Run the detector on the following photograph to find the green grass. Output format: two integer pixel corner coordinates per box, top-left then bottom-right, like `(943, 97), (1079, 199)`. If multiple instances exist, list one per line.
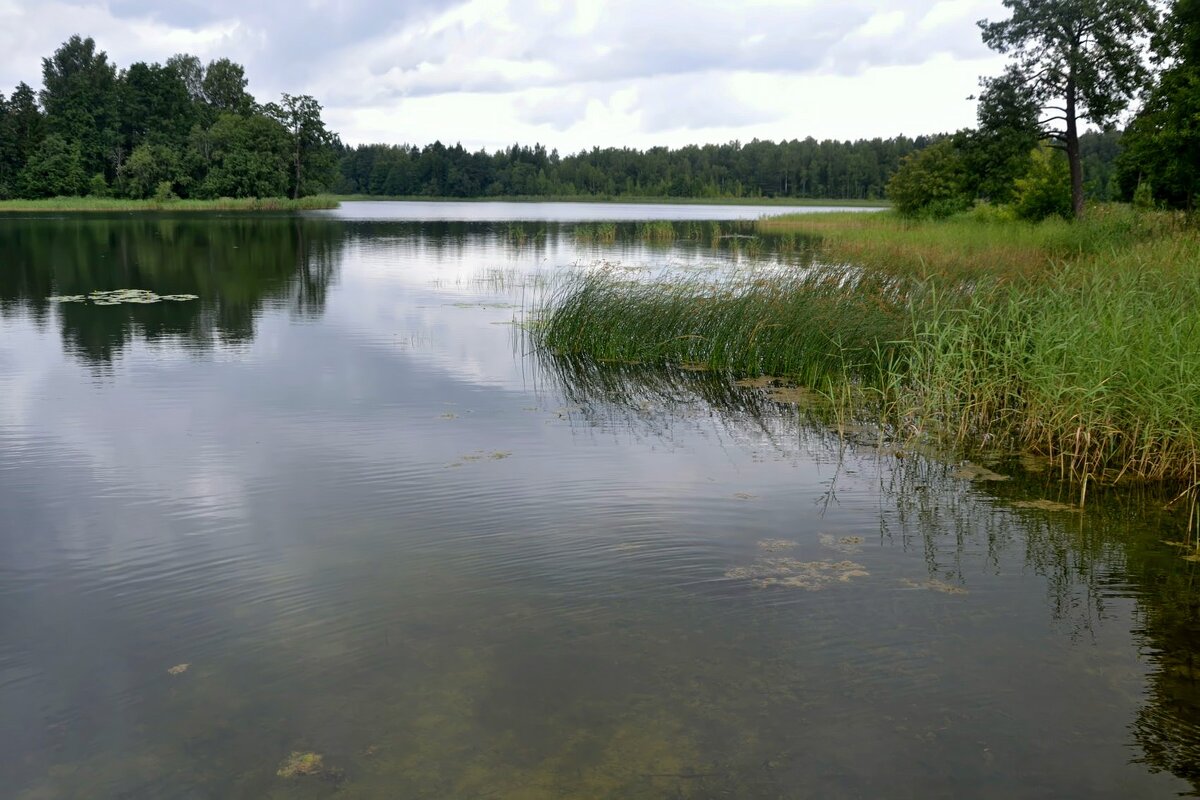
(757, 204), (1184, 280)
(0, 195), (341, 212)
(535, 206), (1200, 490)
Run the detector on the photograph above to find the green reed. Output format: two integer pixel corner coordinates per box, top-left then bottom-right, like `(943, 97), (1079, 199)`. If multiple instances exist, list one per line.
(535, 213), (1200, 490)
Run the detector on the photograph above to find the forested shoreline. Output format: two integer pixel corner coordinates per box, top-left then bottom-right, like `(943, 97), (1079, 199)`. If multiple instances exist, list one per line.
(1, 33), (1131, 206)
(3, 0), (1196, 212)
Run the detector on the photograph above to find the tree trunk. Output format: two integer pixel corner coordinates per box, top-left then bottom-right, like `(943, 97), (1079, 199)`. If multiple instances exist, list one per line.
(1065, 72), (1085, 219)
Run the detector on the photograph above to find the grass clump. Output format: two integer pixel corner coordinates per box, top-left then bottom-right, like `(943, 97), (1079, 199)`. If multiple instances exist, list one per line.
(0, 195), (341, 212)
(537, 265), (913, 387)
(535, 208), (1200, 489)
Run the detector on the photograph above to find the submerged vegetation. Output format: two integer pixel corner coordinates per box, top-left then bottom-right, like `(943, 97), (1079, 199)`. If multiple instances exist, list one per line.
(534, 207), (1200, 496)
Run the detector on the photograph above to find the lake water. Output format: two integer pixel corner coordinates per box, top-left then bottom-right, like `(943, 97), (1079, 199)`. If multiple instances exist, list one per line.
(0, 202), (1197, 798)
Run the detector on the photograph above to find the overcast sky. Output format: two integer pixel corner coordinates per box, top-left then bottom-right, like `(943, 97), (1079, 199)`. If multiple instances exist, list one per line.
(0, 0), (1010, 152)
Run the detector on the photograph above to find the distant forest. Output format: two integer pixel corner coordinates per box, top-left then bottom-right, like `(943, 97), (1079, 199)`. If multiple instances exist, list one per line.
(0, 33), (1141, 204)
(333, 131), (1123, 201)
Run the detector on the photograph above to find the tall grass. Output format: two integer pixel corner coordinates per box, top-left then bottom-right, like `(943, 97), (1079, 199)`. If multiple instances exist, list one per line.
(758, 205), (1186, 280)
(0, 195), (341, 212)
(535, 209), (1200, 489)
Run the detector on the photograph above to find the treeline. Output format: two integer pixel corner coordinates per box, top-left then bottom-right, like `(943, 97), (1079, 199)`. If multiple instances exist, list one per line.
(334, 137), (935, 200)
(0, 35), (337, 201)
(332, 132), (1123, 202)
(0, 28), (1157, 207)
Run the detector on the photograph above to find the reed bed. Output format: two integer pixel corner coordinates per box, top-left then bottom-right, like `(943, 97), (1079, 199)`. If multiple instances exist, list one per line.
(536, 210), (1200, 489)
(0, 195), (341, 212)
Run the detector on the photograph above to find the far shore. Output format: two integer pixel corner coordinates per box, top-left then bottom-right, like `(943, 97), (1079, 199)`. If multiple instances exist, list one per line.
(330, 194), (890, 207)
(0, 194), (888, 214)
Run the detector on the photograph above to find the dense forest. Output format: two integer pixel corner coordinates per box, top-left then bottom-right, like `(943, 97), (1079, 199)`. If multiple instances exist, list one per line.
(0, 35), (338, 201)
(1, 0), (1196, 211)
(331, 132), (1119, 201)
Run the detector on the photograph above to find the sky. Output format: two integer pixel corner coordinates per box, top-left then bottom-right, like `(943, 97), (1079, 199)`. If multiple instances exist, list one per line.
(0, 0), (1011, 152)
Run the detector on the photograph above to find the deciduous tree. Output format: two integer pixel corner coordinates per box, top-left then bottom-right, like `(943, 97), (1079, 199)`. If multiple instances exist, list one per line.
(1118, 0), (1200, 210)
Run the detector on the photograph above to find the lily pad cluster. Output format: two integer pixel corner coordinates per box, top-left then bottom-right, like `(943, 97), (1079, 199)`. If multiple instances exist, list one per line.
(49, 289), (199, 306)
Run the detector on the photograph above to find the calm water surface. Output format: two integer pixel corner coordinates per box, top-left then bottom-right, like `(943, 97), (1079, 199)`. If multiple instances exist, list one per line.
(0, 202), (1197, 798)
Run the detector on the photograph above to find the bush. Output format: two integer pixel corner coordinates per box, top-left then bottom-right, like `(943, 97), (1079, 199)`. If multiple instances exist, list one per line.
(1012, 146), (1071, 221)
(87, 173), (109, 198)
(886, 139), (971, 218)
(153, 181), (177, 202)
(1132, 179), (1156, 210)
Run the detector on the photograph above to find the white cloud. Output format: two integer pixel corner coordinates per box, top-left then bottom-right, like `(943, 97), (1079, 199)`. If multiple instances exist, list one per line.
(0, 0), (1011, 149)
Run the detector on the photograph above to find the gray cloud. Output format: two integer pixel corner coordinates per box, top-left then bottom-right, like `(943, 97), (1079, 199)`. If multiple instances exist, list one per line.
(635, 76), (784, 133)
(0, 0), (1005, 147)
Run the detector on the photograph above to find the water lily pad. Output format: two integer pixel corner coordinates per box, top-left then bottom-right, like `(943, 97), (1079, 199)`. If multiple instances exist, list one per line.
(49, 289), (199, 306)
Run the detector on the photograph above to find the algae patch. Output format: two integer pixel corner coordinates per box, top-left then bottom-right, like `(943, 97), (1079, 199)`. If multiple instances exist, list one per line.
(733, 376), (781, 389)
(446, 450), (513, 468)
(726, 557), (868, 590)
(764, 386), (826, 406)
(166, 663), (190, 676)
(819, 534), (864, 554)
(756, 539), (798, 553)
(901, 578), (969, 595)
(1010, 499), (1079, 513)
(276, 751), (343, 782)
(952, 462), (1010, 482)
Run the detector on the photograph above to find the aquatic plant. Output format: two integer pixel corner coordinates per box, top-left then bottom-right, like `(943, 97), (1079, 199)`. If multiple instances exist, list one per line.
(533, 209), (1200, 493)
(49, 289), (199, 305)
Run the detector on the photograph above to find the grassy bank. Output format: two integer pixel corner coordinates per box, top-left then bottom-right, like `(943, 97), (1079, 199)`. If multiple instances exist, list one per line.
(534, 207), (1200, 490)
(757, 205), (1182, 279)
(0, 195), (341, 212)
(332, 194), (889, 207)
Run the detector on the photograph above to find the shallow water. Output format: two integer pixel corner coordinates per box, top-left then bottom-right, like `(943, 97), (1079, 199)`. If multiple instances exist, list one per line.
(0, 202), (1197, 799)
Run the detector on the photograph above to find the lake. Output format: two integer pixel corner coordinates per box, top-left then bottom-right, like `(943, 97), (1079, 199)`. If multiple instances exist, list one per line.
(0, 201), (1196, 798)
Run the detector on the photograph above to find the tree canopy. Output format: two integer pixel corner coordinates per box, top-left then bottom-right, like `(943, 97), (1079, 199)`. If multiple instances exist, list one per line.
(1118, 0), (1200, 209)
(0, 35), (339, 201)
(978, 0), (1159, 218)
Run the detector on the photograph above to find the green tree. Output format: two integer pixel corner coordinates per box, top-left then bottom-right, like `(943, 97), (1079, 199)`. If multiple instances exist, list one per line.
(0, 83), (46, 197)
(39, 35), (120, 179)
(196, 113), (290, 198)
(202, 58), (254, 116)
(118, 61), (194, 151)
(122, 143), (183, 199)
(166, 54), (205, 104)
(885, 139), (970, 218)
(1012, 145), (1073, 220)
(17, 133), (86, 197)
(265, 93), (336, 198)
(979, 0), (1159, 218)
(1118, 0), (1200, 210)
(964, 66), (1042, 202)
